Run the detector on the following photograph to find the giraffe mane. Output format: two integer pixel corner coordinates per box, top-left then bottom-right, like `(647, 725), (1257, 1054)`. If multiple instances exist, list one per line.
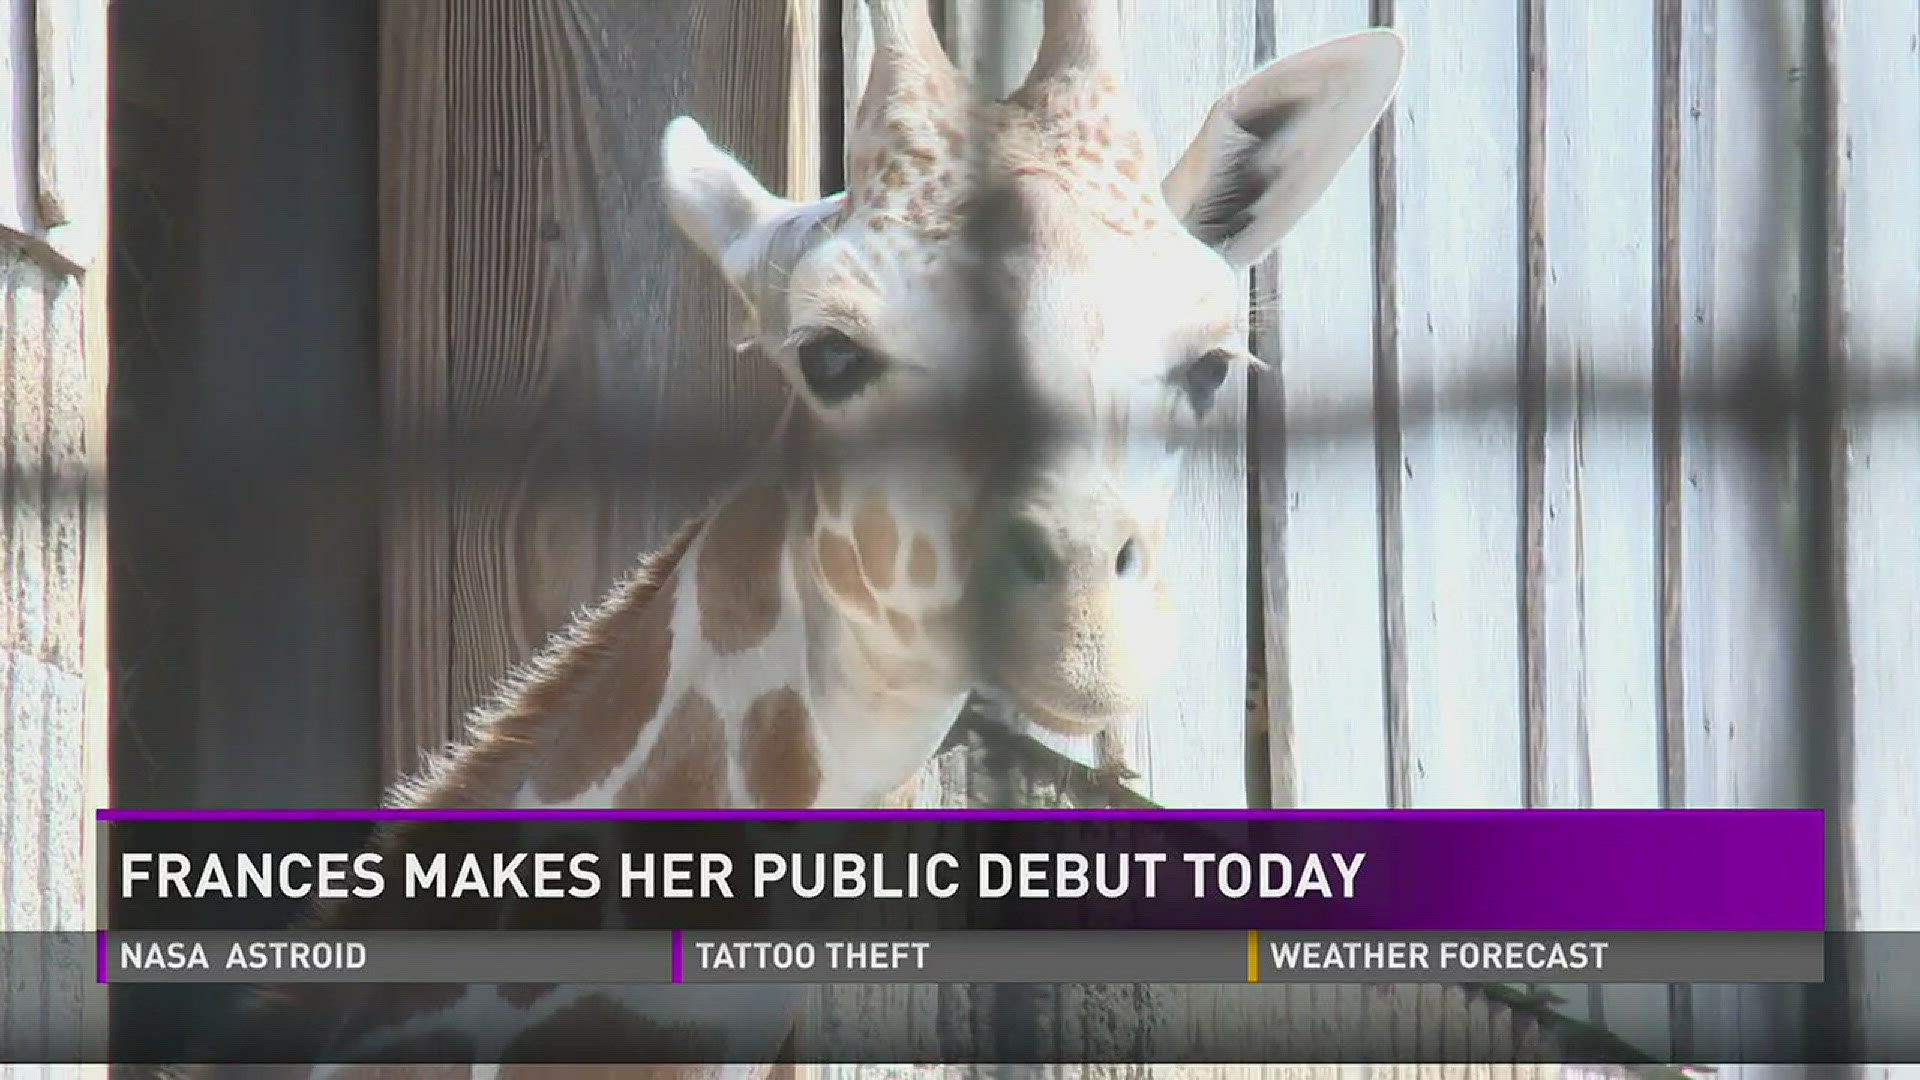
(387, 511), (710, 813)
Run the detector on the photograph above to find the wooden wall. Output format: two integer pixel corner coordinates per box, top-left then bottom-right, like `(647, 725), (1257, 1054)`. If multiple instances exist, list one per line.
(1, 0), (112, 1063)
(1247, 0), (1919, 1070)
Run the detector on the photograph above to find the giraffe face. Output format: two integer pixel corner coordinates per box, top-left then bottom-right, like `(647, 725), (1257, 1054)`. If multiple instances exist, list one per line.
(663, 10), (1404, 735)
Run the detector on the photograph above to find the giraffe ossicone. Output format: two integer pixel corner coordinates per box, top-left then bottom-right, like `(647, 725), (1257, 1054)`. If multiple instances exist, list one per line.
(209, 2), (1404, 1074)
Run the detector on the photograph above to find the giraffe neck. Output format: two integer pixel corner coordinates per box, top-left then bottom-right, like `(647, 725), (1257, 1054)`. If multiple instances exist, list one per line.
(392, 402), (974, 819)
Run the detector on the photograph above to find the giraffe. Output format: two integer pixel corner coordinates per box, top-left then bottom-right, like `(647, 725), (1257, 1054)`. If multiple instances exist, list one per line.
(191, 1), (1402, 1075)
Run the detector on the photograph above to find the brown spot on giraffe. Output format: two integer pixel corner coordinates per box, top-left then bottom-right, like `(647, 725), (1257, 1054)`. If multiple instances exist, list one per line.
(497, 995), (729, 1072)
(851, 492), (899, 590)
(742, 687), (822, 808)
(816, 530), (880, 620)
(697, 484), (788, 654)
(618, 692), (729, 808)
(529, 570), (680, 804)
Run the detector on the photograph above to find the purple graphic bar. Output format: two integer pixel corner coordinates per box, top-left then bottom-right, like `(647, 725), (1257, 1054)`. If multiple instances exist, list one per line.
(96, 930), (107, 984)
(100, 808), (1824, 931)
(93, 807), (1819, 823)
(671, 930), (684, 984)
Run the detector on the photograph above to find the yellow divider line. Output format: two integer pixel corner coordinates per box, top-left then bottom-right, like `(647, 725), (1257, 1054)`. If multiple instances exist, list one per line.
(1246, 930), (1260, 983)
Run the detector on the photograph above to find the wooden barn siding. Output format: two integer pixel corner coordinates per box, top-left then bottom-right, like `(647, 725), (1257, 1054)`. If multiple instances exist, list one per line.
(378, 0), (818, 779)
(1255, 0), (1920, 1071)
(1, 0), (112, 1066)
(1832, 0), (1920, 1074)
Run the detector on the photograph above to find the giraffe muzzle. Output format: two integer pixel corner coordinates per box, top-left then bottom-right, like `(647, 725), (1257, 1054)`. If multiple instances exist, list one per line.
(971, 509), (1176, 733)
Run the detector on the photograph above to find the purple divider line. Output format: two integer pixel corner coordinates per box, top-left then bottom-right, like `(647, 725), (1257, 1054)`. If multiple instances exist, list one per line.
(94, 807), (1825, 823)
(97, 930), (107, 984)
(671, 930), (684, 984)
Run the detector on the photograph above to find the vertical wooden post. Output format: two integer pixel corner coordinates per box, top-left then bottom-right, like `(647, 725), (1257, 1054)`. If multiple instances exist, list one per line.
(379, 0), (455, 783)
(1254, 0), (1393, 811)
(1831, 0), (1920, 1065)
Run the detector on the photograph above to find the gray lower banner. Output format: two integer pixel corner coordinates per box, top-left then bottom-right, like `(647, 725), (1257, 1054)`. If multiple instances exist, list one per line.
(105, 930), (1824, 984)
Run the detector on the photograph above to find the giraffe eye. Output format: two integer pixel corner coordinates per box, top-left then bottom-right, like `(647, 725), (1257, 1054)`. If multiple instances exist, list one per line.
(1177, 349), (1234, 416)
(795, 330), (887, 405)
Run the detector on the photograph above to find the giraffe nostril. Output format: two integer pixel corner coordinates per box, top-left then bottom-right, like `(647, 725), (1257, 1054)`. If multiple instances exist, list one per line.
(1114, 537), (1140, 577)
(1005, 522), (1057, 585)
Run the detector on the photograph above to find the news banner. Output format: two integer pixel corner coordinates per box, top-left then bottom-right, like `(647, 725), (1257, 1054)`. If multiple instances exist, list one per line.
(100, 808), (1824, 986)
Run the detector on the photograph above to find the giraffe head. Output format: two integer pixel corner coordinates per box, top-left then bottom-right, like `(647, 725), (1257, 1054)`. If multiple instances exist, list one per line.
(663, 0), (1402, 736)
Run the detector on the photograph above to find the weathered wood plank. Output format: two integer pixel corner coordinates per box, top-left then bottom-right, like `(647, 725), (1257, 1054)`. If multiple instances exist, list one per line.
(1388, 0), (1526, 808)
(1536, 0), (1668, 1052)
(1538, 0), (1666, 803)
(441, 0), (613, 745)
(1673, 0), (1812, 1066)
(1835, 0), (1920, 1065)
(1674, 0), (1809, 808)
(379, 0), (455, 782)
(1256, 0), (1391, 810)
(1370, 0), (1412, 810)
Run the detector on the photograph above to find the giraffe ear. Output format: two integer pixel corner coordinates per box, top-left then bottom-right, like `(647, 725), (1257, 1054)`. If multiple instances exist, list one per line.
(661, 117), (787, 269)
(662, 117), (844, 338)
(1161, 29), (1404, 270)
